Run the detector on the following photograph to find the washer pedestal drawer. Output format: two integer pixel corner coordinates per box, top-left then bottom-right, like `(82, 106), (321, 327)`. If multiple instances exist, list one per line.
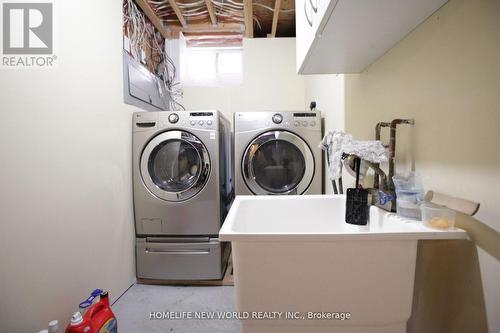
(136, 237), (227, 280)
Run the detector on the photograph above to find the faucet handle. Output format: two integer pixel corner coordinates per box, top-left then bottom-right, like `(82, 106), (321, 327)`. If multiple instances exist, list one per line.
(378, 190), (396, 206)
(366, 188), (395, 207)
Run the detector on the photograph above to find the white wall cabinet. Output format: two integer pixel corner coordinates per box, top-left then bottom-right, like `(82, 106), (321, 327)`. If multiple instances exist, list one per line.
(296, 0), (448, 74)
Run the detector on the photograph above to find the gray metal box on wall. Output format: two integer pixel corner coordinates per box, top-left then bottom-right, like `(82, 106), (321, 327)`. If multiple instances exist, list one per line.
(123, 51), (169, 111)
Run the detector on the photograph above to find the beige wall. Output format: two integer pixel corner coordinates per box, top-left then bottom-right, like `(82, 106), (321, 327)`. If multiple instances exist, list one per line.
(181, 38), (307, 120)
(0, 1), (136, 332)
(304, 74), (345, 193)
(307, 0), (500, 331)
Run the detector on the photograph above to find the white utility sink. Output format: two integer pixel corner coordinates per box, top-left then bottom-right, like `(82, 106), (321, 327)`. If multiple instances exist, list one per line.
(220, 195), (467, 333)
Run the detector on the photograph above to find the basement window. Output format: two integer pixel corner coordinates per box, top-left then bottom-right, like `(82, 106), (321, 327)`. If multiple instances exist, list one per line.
(180, 45), (243, 87)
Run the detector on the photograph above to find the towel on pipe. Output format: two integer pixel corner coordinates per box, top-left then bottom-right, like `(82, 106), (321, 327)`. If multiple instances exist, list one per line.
(319, 129), (388, 181)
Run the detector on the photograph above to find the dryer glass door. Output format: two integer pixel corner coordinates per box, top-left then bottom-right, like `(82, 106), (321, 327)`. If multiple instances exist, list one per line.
(243, 131), (314, 195)
(141, 131), (210, 201)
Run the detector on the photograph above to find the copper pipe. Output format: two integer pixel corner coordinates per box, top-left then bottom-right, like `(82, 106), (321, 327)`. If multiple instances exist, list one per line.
(375, 122), (391, 141)
(374, 122), (390, 189)
(364, 161), (387, 191)
(388, 119), (415, 190)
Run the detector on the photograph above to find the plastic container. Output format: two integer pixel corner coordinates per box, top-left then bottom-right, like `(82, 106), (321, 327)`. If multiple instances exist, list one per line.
(393, 172), (424, 220)
(65, 312), (93, 333)
(84, 291), (117, 333)
(48, 320), (59, 333)
(39, 320), (60, 333)
(66, 290), (117, 333)
(421, 203), (456, 230)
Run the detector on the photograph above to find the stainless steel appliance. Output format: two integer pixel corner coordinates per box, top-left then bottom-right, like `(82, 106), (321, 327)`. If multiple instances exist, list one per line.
(132, 110), (232, 280)
(234, 111), (322, 195)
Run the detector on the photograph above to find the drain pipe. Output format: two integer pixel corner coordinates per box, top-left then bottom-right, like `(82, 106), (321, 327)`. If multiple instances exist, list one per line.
(374, 122), (391, 189)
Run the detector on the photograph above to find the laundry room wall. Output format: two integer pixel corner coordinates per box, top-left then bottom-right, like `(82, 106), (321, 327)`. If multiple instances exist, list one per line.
(304, 74), (345, 193)
(0, 1), (136, 332)
(181, 38), (307, 120)
(303, 0), (500, 331)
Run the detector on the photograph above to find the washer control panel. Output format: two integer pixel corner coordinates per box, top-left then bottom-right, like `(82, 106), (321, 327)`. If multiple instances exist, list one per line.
(187, 111), (216, 129)
(146, 111), (218, 131)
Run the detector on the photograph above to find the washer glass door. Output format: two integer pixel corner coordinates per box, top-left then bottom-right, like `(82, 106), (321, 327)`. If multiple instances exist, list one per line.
(243, 131), (314, 195)
(141, 131), (210, 201)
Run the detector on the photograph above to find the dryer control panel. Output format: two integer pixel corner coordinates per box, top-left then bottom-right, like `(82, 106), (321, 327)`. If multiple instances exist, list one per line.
(234, 111), (321, 132)
(291, 112), (319, 128)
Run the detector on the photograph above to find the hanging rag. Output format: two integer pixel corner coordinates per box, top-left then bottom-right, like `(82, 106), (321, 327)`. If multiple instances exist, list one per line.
(319, 129), (388, 181)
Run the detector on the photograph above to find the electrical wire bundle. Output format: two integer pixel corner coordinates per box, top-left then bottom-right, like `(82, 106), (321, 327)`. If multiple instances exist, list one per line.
(148, 0), (262, 29)
(124, 0), (184, 110)
(157, 48), (185, 111)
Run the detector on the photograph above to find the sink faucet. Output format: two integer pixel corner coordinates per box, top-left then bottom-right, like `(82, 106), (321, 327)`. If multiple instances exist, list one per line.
(364, 161), (396, 210)
(343, 154), (396, 211)
(338, 119), (414, 212)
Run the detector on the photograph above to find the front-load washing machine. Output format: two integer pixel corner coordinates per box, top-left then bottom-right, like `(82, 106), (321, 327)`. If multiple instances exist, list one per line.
(133, 110), (232, 280)
(234, 111), (323, 195)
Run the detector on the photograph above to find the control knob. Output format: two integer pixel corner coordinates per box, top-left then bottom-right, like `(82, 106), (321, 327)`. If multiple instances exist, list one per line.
(272, 113), (283, 124)
(168, 113), (179, 124)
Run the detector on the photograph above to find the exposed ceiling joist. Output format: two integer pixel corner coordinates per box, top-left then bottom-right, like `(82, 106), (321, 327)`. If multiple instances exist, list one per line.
(167, 22), (244, 38)
(180, 22), (242, 32)
(134, 0), (169, 39)
(168, 0), (187, 28)
(204, 0), (218, 26)
(269, 0), (281, 37)
(137, 0), (295, 39)
(185, 23), (243, 33)
(243, 0), (254, 38)
(186, 33), (242, 39)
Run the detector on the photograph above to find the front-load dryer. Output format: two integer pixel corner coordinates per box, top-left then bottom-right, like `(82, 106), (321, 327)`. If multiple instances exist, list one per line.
(234, 111), (323, 195)
(133, 110), (232, 280)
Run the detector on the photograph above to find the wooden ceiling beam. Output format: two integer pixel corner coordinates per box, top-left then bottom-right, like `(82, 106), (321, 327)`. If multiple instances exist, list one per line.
(134, 0), (169, 39)
(243, 0), (254, 38)
(269, 0), (281, 37)
(168, 0), (187, 28)
(180, 22), (242, 33)
(204, 0), (218, 26)
(186, 31), (243, 37)
(167, 22), (244, 38)
(186, 34), (242, 40)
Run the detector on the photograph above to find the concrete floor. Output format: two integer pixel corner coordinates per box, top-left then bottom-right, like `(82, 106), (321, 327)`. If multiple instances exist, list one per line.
(113, 283), (239, 333)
